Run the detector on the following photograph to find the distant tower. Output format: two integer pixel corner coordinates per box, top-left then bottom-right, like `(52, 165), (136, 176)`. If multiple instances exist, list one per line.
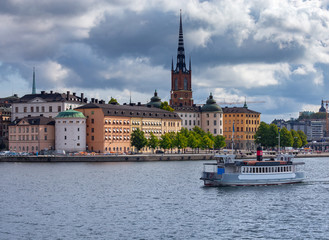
(32, 67), (36, 94)
(170, 10), (193, 107)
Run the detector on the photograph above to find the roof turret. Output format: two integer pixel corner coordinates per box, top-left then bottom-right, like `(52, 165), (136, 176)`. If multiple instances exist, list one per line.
(147, 90), (162, 108)
(201, 93), (222, 112)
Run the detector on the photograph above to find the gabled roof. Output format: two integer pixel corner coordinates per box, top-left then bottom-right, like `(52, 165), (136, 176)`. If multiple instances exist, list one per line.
(76, 103), (181, 120)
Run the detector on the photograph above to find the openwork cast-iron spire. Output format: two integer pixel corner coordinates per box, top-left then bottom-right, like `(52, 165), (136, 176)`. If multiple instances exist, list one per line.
(175, 10), (187, 73)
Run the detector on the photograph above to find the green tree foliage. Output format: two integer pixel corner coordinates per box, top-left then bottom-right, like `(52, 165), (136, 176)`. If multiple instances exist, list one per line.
(187, 132), (199, 153)
(175, 132), (188, 151)
(297, 130), (308, 146)
(130, 128), (147, 152)
(147, 133), (159, 152)
(159, 133), (172, 152)
(254, 122), (270, 147)
(192, 126), (206, 137)
(268, 124), (279, 147)
(160, 101), (174, 112)
(280, 127), (293, 147)
(214, 135), (226, 149)
(108, 97), (119, 105)
(180, 127), (190, 138)
(201, 135), (214, 151)
(291, 129), (302, 149)
(298, 112), (326, 120)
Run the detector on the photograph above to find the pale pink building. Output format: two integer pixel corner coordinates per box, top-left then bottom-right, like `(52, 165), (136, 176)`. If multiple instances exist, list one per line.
(8, 116), (55, 153)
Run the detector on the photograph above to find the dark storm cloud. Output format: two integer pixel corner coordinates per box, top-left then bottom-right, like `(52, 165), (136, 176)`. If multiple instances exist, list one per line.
(87, 10), (178, 68)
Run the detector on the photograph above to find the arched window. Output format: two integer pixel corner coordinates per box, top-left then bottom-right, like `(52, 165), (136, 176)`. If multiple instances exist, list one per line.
(184, 78), (188, 90)
(175, 78), (178, 90)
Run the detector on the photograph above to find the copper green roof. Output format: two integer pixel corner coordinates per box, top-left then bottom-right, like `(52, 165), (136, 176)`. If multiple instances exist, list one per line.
(201, 93), (222, 112)
(55, 109), (86, 119)
(147, 90), (161, 108)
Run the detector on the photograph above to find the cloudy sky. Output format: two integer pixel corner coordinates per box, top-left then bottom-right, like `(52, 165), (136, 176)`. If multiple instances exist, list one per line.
(1, 0), (329, 122)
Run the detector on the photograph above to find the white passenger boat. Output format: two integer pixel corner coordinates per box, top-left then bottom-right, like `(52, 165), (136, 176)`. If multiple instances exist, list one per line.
(200, 154), (305, 186)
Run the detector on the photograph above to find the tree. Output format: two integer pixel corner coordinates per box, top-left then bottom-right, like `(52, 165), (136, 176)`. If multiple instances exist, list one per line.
(167, 132), (177, 153)
(159, 133), (171, 152)
(280, 127), (293, 148)
(180, 127), (190, 138)
(201, 135), (214, 152)
(291, 129), (302, 149)
(108, 97), (119, 105)
(148, 133), (159, 153)
(297, 130), (308, 147)
(130, 129), (147, 152)
(254, 122), (270, 147)
(268, 124), (279, 148)
(214, 135), (226, 150)
(160, 101), (174, 112)
(187, 132), (199, 153)
(174, 132), (188, 152)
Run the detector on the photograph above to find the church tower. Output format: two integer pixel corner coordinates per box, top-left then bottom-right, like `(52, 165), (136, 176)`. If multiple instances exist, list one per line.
(170, 11), (193, 107)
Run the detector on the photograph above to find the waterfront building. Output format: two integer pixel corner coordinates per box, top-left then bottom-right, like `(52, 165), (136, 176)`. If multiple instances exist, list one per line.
(8, 116), (55, 153)
(11, 90), (87, 121)
(76, 103), (181, 153)
(175, 106), (201, 131)
(55, 109), (86, 152)
(201, 93), (223, 136)
(170, 11), (193, 107)
(222, 106), (261, 150)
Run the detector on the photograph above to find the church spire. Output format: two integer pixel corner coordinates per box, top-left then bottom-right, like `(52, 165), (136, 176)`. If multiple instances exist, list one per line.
(32, 67), (36, 94)
(176, 9), (187, 72)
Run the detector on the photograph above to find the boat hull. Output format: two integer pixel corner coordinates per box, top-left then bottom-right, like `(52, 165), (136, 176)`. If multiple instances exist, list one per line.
(201, 172), (305, 187)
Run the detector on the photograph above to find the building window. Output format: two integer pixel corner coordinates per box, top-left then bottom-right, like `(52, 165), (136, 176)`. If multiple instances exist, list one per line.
(64, 128), (67, 131)
(78, 128), (80, 132)
(42, 106), (45, 112)
(15, 107), (18, 113)
(58, 106), (61, 112)
(207, 120), (209, 126)
(91, 111), (94, 115)
(92, 136), (94, 141)
(45, 135), (47, 140)
(24, 107), (27, 113)
(91, 119), (94, 124)
(36, 106), (39, 112)
(31, 107), (34, 112)
(214, 120), (217, 126)
(49, 106), (52, 112)
(91, 128), (94, 133)
(64, 136), (67, 140)
(214, 129), (217, 134)
(44, 127), (47, 133)
(184, 78), (188, 90)
(175, 78), (178, 90)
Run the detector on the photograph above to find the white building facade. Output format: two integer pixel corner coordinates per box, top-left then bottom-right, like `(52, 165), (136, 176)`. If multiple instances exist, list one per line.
(11, 91), (87, 121)
(55, 109), (86, 152)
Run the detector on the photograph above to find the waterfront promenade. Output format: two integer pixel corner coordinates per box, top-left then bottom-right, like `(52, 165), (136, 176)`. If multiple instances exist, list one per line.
(1, 151), (329, 162)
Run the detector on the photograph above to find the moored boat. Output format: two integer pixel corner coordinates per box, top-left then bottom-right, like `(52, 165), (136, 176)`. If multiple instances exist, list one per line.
(200, 153), (305, 187)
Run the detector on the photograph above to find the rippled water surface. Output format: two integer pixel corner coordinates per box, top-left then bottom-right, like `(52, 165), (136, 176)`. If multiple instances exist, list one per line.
(1, 158), (329, 239)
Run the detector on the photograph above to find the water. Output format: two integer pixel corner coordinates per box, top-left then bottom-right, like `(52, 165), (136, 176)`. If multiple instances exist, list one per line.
(1, 158), (329, 240)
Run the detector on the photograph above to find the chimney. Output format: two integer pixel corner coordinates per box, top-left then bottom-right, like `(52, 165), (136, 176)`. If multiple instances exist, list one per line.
(81, 93), (84, 102)
(91, 98), (95, 103)
(73, 92), (76, 96)
(95, 99), (98, 103)
(84, 97), (88, 103)
(138, 102), (141, 106)
(67, 91), (70, 100)
(41, 91), (45, 95)
(50, 90), (53, 94)
(14, 94), (18, 97)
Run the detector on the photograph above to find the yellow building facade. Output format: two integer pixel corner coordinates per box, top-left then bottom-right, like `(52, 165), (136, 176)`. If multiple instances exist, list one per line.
(222, 107), (261, 150)
(76, 103), (181, 153)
